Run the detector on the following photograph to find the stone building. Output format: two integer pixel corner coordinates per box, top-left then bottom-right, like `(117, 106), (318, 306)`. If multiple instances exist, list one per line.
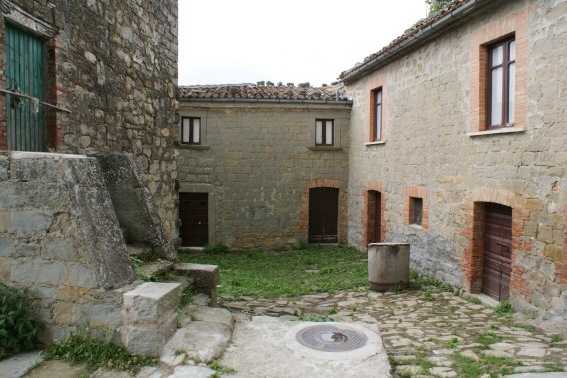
(0, 0), (179, 242)
(178, 83), (352, 249)
(0, 0), (179, 343)
(341, 0), (567, 319)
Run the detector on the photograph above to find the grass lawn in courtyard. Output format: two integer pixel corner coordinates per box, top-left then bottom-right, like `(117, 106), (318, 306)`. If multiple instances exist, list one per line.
(178, 245), (369, 298)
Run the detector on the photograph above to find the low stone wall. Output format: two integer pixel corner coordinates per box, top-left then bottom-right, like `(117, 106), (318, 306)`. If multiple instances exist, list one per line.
(0, 151), (135, 342)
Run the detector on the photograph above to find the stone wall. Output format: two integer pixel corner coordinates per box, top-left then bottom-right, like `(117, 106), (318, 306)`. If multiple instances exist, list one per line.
(345, 0), (567, 318)
(178, 102), (351, 249)
(0, 152), (135, 342)
(0, 0), (179, 243)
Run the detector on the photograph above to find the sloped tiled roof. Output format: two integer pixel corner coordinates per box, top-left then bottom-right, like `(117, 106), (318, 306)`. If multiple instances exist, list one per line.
(340, 0), (491, 82)
(179, 82), (350, 102)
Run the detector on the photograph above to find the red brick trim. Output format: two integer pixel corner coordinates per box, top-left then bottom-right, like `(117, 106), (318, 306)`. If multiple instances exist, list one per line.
(459, 188), (534, 300)
(361, 181), (386, 248)
(299, 178), (347, 244)
(470, 7), (529, 132)
(404, 185), (429, 231)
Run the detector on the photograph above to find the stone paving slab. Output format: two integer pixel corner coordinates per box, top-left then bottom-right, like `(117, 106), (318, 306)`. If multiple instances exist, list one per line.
(0, 351), (43, 378)
(219, 288), (567, 377)
(219, 316), (391, 378)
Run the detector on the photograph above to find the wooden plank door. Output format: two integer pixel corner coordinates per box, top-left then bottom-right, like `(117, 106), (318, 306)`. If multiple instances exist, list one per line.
(179, 193), (209, 247)
(5, 24), (45, 151)
(482, 203), (512, 301)
(367, 191), (382, 244)
(308, 188), (339, 243)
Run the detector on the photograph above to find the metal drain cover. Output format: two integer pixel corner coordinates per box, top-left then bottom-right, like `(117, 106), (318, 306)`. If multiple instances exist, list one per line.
(295, 324), (368, 352)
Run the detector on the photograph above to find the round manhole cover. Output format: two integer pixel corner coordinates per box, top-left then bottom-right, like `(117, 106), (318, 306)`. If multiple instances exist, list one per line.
(295, 324), (368, 352)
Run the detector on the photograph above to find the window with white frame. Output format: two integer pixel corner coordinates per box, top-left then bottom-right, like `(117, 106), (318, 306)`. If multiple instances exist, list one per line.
(487, 38), (515, 129)
(315, 119), (334, 146)
(181, 116), (201, 144)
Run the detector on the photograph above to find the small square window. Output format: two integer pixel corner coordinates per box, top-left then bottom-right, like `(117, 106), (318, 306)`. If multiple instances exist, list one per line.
(409, 197), (423, 226)
(315, 119), (334, 146)
(181, 117), (201, 145)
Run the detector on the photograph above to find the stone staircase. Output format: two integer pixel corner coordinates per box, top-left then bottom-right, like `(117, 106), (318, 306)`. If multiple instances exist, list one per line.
(118, 259), (234, 372)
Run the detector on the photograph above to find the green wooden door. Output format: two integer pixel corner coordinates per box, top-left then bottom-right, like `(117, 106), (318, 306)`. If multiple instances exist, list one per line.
(5, 24), (45, 151)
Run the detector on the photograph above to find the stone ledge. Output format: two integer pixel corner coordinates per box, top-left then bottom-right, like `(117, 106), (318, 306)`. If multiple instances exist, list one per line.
(174, 263), (219, 305)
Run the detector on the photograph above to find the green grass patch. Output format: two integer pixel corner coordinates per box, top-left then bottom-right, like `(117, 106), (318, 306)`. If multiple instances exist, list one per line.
(514, 323), (535, 332)
(178, 246), (368, 298)
(494, 301), (515, 317)
(44, 327), (156, 373)
(465, 296), (482, 305)
(409, 271), (454, 293)
(475, 331), (503, 348)
(452, 352), (518, 377)
(550, 334), (563, 343)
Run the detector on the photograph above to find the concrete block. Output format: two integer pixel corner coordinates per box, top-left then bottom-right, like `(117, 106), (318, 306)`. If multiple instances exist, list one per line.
(160, 321), (232, 365)
(11, 212), (50, 234)
(0, 237), (14, 257)
(168, 366), (217, 378)
(11, 260), (64, 285)
(178, 305), (234, 330)
(174, 263), (219, 294)
(0, 211), (12, 232)
(76, 303), (123, 328)
(66, 263), (98, 288)
(0, 257), (11, 281)
(123, 282), (181, 323)
(121, 311), (177, 357)
(42, 238), (79, 262)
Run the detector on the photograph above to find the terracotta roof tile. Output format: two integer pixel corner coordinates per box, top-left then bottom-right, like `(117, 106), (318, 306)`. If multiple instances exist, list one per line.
(340, 0), (486, 81)
(179, 82), (350, 102)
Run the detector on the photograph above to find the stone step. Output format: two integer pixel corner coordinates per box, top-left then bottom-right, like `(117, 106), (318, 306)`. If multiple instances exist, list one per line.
(160, 305), (234, 366)
(174, 263), (219, 306)
(144, 260), (175, 276)
(121, 282), (182, 357)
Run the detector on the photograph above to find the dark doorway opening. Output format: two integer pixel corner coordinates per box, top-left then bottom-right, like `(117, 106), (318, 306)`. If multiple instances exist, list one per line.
(308, 187), (339, 243)
(179, 192), (209, 247)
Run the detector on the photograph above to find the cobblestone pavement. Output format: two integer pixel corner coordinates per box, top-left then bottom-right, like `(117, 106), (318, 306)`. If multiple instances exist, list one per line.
(220, 288), (567, 377)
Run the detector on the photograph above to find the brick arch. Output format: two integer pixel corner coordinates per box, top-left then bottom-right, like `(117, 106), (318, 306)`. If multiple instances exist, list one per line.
(299, 179), (347, 243)
(460, 187), (533, 301)
(361, 181), (386, 248)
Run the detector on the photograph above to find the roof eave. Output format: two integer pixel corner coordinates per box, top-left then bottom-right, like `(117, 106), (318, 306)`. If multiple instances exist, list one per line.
(341, 0), (503, 84)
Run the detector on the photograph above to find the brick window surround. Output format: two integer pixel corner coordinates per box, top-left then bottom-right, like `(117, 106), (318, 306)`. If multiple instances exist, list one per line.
(362, 181), (386, 247)
(405, 186), (428, 230)
(470, 8), (528, 133)
(366, 73), (387, 143)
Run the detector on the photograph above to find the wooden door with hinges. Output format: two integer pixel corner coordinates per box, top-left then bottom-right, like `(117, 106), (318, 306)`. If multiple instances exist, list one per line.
(482, 203), (513, 301)
(179, 192), (209, 247)
(5, 24), (45, 151)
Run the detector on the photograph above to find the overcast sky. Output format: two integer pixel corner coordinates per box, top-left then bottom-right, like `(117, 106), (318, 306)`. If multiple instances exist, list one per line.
(178, 0), (427, 87)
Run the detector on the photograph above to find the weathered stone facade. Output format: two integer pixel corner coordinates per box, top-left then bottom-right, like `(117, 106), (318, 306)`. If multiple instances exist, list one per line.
(178, 84), (351, 249)
(342, 0), (567, 319)
(0, 152), (135, 342)
(0, 0), (179, 345)
(0, 0), (179, 242)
